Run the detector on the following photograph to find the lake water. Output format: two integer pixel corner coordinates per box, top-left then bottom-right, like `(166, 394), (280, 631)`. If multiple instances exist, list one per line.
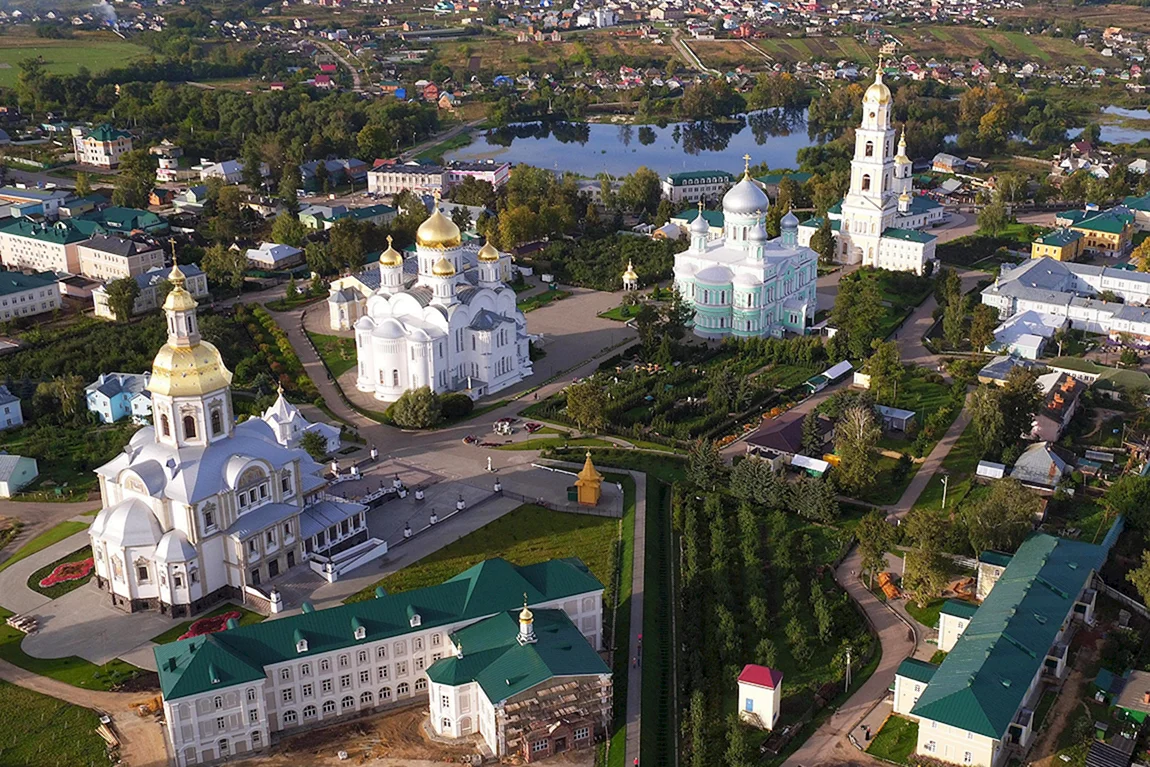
(1067, 105), (1150, 145)
(443, 108), (823, 176)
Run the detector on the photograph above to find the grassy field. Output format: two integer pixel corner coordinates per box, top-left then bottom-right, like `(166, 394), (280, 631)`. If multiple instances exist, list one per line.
(344, 503), (623, 602)
(518, 289), (571, 312)
(27, 545), (94, 599)
(751, 36), (871, 65)
(639, 477), (678, 767)
(0, 605), (146, 690)
(494, 436), (613, 451)
(866, 714), (919, 764)
(0, 520), (89, 574)
(0, 32), (151, 87)
(308, 332), (357, 378)
(0, 678), (109, 767)
(854, 454), (921, 506)
(430, 31), (677, 76)
(889, 27), (1108, 66)
(910, 421), (980, 515)
(150, 602), (266, 645)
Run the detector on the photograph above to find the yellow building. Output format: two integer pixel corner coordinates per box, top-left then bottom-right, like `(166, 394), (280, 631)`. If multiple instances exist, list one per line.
(574, 452), (603, 506)
(1070, 210), (1134, 256)
(1031, 228), (1084, 262)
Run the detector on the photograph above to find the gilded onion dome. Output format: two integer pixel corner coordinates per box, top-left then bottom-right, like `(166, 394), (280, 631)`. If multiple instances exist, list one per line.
(865, 69), (891, 105)
(148, 264), (232, 398)
(899, 191), (912, 204)
(432, 256), (457, 277)
(477, 240), (500, 263)
(378, 235), (403, 267)
(895, 129), (912, 165)
(416, 203), (462, 249)
(622, 260), (638, 281)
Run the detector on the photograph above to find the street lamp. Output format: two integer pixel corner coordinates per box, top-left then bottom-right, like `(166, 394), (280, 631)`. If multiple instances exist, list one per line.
(940, 472), (950, 510)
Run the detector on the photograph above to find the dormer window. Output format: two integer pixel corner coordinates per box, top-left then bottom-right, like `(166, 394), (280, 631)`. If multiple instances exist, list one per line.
(408, 606), (421, 628)
(296, 639), (308, 653)
(354, 626), (366, 640)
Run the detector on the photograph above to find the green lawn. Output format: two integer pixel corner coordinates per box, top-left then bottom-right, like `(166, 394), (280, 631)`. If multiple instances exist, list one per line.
(518, 289), (571, 312)
(640, 479), (676, 767)
(150, 602), (266, 645)
(866, 715), (919, 764)
(904, 598), (945, 629)
(308, 332), (358, 378)
(0, 606), (146, 691)
(27, 545), (94, 599)
(0, 34), (151, 87)
(344, 503), (624, 603)
(0, 520), (89, 574)
(910, 422), (981, 515)
(930, 650), (948, 664)
(0, 679), (110, 767)
(494, 437), (614, 451)
(853, 454), (921, 506)
(599, 304), (638, 322)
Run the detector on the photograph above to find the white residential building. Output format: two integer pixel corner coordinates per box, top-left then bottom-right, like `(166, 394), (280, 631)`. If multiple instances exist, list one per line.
(661, 170), (735, 204)
(366, 164), (444, 196)
(93, 264), (209, 320)
(78, 234), (166, 282)
(71, 124), (133, 168)
(0, 385), (23, 430)
(245, 243), (304, 270)
(0, 218), (101, 274)
(0, 271), (61, 321)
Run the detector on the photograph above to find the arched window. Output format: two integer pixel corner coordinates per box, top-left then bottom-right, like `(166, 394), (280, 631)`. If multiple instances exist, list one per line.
(282, 710), (297, 724)
(183, 415), (197, 439)
(442, 717), (452, 730)
(161, 414), (170, 437)
(252, 731), (261, 747)
(397, 682), (410, 697)
(392, 370), (399, 387)
(341, 695), (354, 710)
(380, 687), (392, 700)
(460, 716), (472, 734)
(865, 141), (874, 157)
(218, 739), (229, 755)
(211, 409), (222, 436)
(360, 691), (373, 706)
(861, 175), (871, 192)
(322, 700), (336, 714)
(303, 705), (317, 719)
(414, 678), (427, 692)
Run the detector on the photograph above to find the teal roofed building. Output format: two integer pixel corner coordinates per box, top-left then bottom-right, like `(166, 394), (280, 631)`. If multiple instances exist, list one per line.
(661, 169), (735, 204)
(71, 122), (133, 168)
(891, 527), (1121, 767)
(426, 606), (611, 760)
(0, 217), (105, 274)
(153, 557), (605, 767)
(83, 206), (169, 235)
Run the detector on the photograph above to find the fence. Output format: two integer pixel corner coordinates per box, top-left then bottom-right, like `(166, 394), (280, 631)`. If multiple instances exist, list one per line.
(500, 488), (623, 518)
(1094, 577), (1150, 620)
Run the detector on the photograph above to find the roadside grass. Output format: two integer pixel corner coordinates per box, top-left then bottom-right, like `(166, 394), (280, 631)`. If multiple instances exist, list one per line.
(0, 605), (147, 691)
(909, 423), (981, 515)
(344, 503), (623, 602)
(27, 546), (94, 599)
(518, 290), (571, 312)
(865, 714), (919, 764)
(494, 437), (614, 451)
(904, 598), (945, 629)
(307, 332), (358, 378)
(0, 678), (109, 767)
(150, 603), (266, 645)
(0, 520), (89, 574)
(853, 454), (921, 506)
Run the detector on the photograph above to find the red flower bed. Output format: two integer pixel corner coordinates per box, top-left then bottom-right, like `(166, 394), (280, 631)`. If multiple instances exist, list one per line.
(38, 558), (94, 588)
(178, 611), (242, 641)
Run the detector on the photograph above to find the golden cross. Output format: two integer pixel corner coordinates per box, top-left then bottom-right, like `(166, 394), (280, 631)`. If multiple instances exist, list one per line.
(743, 153), (751, 175)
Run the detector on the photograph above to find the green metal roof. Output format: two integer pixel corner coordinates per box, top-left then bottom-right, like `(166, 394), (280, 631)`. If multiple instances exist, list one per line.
(1048, 356), (1150, 392)
(1035, 229), (1083, 247)
(910, 533), (1113, 739)
(897, 658), (940, 685)
(1057, 210), (1089, 224)
(978, 551), (1014, 568)
(1123, 193), (1150, 212)
(800, 216), (841, 232)
(426, 609), (609, 701)
(84, 123), (131, 142)
(665, 170), (734, 186)
(882, 227), (937, 244)
(940, 599), (979, 620)
(0, 217), (104, 244)
(0, 270), (58, 297)
(85, 206), (167, 233)
(673, 208), (724, 227)
(1073, 210), (1133, 234)
(828, 201), (842, 215)
(154, 558), (603, 701)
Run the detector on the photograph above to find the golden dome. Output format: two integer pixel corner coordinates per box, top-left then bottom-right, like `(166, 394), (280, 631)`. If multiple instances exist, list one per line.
(477, 240), (500, 262)
(519, 603), (533, 623)
(865, 71), (891, 105)
(416, 207), (461, 250)
(379, 235), (402, 267)
(432, 256), (456, 277)
(148, 340), (233, 398)
(622, 260), (638, 281)
(163, 263), (198, 313)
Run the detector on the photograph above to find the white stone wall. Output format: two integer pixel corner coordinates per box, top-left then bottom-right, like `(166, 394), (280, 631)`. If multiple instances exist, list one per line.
(893, 674), (926, 716)
(937, 611), (969, 653)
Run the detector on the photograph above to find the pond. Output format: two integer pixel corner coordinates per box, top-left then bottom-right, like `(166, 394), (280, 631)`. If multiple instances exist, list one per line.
(443, 108), (826, 176)
(1068, 105), (1150, 145)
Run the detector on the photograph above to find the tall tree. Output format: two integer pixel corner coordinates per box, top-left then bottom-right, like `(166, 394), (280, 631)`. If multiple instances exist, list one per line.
(270, 211), (307, 247)
(863, 339), (903, 405)
(962, 478), (1041, 554)
(564, 380), (606, 432)
(617, 166), (662, 218)
(809, 217), (835, 263)
(687, 438), (724, 491)
(801, 412), (825, 456)
(1126, 551), (1150, 606)
(977, 201), (1009, 237)
(1103, 474), (1150, 531)
(389, 386), (441, 428)
(1001, 366), (1043, 444)
(970, 384), (1006, 458)
(856, 509), (894, 587)
(969, 303), (1000, 352)
(111, 150), (156, 208)
(943, 284), (967, 348)
(834, 405), (881, 495)
(104, 276), (140, 323)
(242, 142), (265, 189)
(278, 163), (302, 213)
(74, 172), (92, 198)
(201, 244), (247, 291)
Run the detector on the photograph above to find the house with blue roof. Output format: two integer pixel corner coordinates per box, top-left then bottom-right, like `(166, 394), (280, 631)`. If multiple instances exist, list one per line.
(891, 524), (1122, 767)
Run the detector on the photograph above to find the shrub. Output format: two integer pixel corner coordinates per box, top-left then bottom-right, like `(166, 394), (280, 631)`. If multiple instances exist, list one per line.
(441, 392), (474, 419)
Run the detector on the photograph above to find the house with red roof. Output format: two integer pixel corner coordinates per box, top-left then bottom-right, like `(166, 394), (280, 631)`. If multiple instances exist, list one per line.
(314, 75), (334, 89)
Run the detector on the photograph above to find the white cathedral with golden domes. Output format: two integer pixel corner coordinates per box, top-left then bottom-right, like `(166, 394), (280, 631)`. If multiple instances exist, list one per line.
(348, 200), (531, 402)
(796, 66), (944, 275)
(89, 264), (369, 617)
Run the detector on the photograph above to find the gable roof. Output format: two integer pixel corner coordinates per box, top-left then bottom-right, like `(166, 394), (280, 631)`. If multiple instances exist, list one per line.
(154, 557), (602, 700)
(940, 599), (979, 620)
(1072, 210), (1133, 234)
(897, 657), (939, 685)
(426, 609), (609, 701)
(910, 532), (1113, 738)
(0, 270), (57, 297)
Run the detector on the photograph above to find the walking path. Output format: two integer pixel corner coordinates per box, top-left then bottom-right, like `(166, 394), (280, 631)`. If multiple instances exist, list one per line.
(783, 548), (916, 767)
(623, 473), (646, 767)
(888, 394), (972, 518)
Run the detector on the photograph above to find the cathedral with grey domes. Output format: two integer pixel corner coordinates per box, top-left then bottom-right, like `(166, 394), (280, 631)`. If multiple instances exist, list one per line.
(673, 160), (819, 339)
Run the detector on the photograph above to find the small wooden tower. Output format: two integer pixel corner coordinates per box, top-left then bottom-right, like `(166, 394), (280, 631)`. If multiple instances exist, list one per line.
(574, 451), (603, 506)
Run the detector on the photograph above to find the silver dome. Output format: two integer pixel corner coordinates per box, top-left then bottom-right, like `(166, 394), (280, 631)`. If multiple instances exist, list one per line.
(781, 210), (800, 229)
(690, 212), (710, 234)
(748, 223), (768, 241)
(722, 177), (769, 216)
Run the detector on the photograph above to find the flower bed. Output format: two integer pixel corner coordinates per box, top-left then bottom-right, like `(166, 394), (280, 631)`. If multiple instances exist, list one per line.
(38, 558), (94, 588)
(178, 611), (242, 641)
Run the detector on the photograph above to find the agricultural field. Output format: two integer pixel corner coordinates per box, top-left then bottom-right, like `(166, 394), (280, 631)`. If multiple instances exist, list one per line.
(888, 27), (1109, 67)
(753, 36), (873, 65)
(0, 32), (151, 87)
(430, 30), (677, 76)
(0, 679), (109, 767)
